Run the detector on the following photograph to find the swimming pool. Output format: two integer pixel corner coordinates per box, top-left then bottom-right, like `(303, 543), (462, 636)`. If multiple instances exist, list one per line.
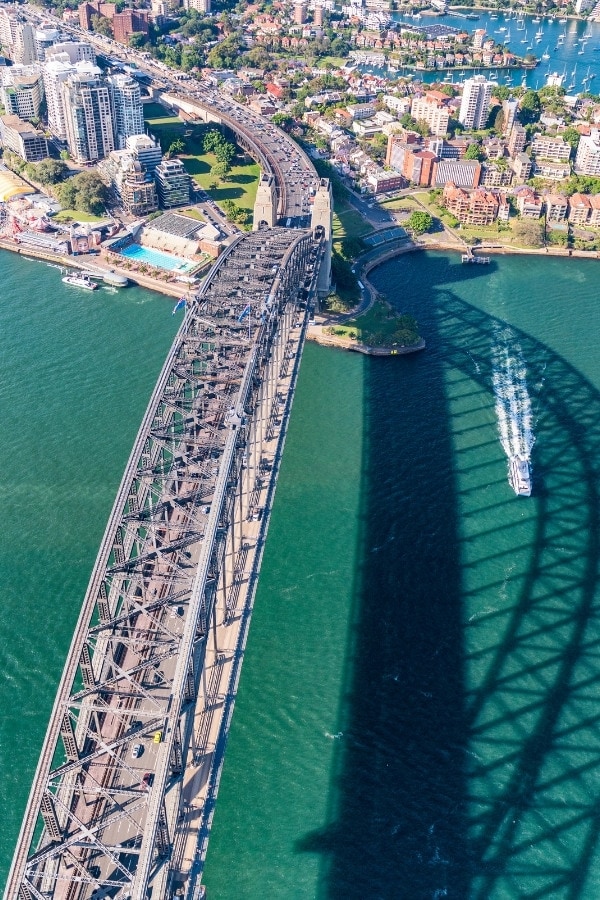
(119, 243), (196, 273)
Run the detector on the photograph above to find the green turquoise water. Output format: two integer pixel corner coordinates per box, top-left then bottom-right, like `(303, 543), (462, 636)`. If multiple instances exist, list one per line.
(2, 249), (600, 899)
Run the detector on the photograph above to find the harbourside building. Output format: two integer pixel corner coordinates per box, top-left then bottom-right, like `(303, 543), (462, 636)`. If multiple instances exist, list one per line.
(155, 158), (190, 208)
(574, 129), (600, 176)
(442, 181), (498, 225)
(98, 150), (158, 216)
(458, 76), (492, 130)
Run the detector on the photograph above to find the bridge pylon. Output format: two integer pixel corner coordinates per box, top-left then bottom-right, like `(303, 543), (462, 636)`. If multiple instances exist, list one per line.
(253, 172), (277, 229)
(310, 177), (333, 298)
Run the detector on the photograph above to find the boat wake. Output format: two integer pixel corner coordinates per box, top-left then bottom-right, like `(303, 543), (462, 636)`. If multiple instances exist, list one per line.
(491, 329), (535, 462)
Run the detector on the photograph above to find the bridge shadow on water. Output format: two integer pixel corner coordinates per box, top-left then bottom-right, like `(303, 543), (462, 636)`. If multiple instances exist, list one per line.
(297, 253), (600, 899)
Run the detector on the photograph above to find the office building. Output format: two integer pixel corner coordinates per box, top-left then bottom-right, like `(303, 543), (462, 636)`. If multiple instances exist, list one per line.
(62, 72), (115, 163)
(1, 66), (44, 119)
(0, 115), (48, 161)
(458, 76), (492, 130)
(108, 74), (144, 148)
(155, 158), (190, 208)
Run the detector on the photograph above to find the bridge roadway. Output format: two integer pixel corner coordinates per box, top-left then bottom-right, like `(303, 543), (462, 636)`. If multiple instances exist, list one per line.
(20, 7), (319, 229)
(5, 226), (325, 900)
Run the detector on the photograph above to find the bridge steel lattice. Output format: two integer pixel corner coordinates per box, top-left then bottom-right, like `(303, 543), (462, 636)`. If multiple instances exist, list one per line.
(5, 226), (325, 900)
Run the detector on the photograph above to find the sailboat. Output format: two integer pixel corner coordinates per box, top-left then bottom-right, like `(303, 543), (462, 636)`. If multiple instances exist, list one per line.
(521, 29), (528, 44)
(542, 45), (550, 60)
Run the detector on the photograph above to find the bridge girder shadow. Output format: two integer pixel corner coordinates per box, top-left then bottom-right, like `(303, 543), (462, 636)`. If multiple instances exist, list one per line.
(297, 253), (600, 899)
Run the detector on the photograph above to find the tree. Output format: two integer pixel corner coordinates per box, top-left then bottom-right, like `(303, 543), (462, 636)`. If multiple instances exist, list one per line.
(129, 32), (148, 50)
(465, 142), (483, 161)
(519, 90), (542, 125)
(34, 159), (68, 185)
(210, 160), (230, 181)
(168, 138), (186, 156)
(91, 14), (112, 37)
(562, 126), (581, 150)
(56, 171), (108, 215)
(493, 107), (505, 135)
(407, 211), (433, 235)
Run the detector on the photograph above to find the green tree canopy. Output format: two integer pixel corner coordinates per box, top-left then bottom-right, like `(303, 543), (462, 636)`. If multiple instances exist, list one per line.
(519, 90), (542, 125)
(56, 171), (108, 215)
(407, 210), (433, 235)
(33, 159), (68, 185)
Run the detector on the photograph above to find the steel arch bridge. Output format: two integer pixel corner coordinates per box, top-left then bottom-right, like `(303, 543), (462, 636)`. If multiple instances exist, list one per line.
(6, 226), (325, 900)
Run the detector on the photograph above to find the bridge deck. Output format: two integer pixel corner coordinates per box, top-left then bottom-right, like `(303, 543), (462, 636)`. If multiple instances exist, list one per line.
(6, 227), (324, 900)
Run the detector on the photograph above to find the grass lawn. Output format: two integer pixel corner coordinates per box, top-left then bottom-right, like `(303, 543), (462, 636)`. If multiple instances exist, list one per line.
(144, 102), (260, 215)
(327, 298), (420, 347)
(179, 207), (204, 220)
(333, 202), (373, 244)
(53, 209), (104, 223)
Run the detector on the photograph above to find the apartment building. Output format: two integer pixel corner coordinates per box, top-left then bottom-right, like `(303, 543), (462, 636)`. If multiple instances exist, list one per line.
(574, 129), (600, 176)
(443, 182), (498, 225)
(458, 76), (492, 130)
(410, 92), (450, 137)
(530, 133), (571, 163)
(155, 158), (190, 208)
(62, 72), (115, 163)
(108, 74), (144, 149)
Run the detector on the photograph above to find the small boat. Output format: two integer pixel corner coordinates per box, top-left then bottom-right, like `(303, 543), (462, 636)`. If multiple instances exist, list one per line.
(542, 46), (550, 59)
(62, 273), (98, 290)
(532, 16), (541, 23)
(559, 16), (567, 23)
(509, 456), (532, 497)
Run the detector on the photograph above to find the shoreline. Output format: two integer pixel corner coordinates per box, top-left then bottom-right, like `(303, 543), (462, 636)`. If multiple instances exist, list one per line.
(0, 237), (187, 299)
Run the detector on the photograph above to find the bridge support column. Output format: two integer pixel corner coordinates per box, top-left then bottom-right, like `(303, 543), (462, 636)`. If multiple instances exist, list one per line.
(311, 178), (333, 300)
(253, 173), (277, 230)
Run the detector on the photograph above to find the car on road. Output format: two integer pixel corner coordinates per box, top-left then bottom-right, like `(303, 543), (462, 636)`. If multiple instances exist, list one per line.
(131, 743), (143, 758)
(153, 730), (163, 744)
(141, 772), (155, 790)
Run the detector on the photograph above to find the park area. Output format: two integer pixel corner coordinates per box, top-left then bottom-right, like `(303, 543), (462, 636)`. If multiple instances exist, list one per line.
(326, 298), (421, 349)
(144, 103), (260, 218)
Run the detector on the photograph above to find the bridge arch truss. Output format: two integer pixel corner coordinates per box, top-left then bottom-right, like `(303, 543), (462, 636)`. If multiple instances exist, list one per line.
(6, 226), (324, 900)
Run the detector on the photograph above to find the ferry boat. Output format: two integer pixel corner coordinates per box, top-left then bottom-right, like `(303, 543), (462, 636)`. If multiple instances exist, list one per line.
(509, 456), (532, 497)
(62, 273), (98, 290)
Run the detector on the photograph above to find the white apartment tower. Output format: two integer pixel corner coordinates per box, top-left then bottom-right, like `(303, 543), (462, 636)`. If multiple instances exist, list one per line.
(410, 94), (450, 137)
(574, 129), (600, 176)
(62, 73), (115, 164)
(0, 11), (36, 65)
(458, 76), (492, 130)
(45, 41), (96, 64)
(182, 0), (211, 11)
(44, 59), (100, 142)
(108, 74), (144, 148)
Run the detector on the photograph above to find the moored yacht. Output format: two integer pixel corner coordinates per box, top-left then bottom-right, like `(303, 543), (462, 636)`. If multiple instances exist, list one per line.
(62, 273), (98, 291)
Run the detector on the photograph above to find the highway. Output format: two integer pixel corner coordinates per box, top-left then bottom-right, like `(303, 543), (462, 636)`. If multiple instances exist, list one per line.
(21, 8), (320, 227)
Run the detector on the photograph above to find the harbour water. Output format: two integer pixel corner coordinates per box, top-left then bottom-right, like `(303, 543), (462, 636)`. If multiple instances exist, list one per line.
(384, 10), (600, 93)
(2, 247), (600, 898)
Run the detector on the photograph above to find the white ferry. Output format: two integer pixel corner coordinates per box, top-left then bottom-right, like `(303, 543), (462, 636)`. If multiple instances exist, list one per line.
(509, 456), (532, 497)
(62, 273), (98, 291)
